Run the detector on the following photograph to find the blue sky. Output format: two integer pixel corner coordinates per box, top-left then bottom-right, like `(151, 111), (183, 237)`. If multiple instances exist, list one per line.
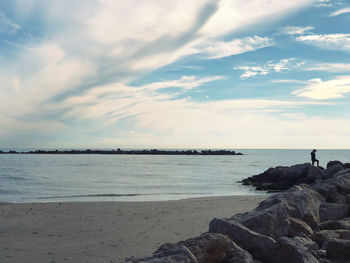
(1, 0), (350, 149)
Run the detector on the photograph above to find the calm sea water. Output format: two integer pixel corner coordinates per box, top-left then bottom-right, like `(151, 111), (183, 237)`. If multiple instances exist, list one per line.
(1, 149), (350, 203)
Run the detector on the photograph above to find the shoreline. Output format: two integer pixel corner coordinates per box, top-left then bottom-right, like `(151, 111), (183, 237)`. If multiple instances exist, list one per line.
(0, 195), (266, 263)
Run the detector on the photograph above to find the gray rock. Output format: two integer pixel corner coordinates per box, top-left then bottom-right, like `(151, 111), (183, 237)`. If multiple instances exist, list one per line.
(209, 218), (276, 262)
(320, 217), (350, 230)
(312, 229), (350, 249)
(276, 237), (319, 263)
(233, 202), (291, 238)
(314, 249), (326, 259)
(323, 165), (344, 180)
(156, 233), (254, 263)
(126, 245), (197, 263)
(326, 238), (350, 260)
(290, 217), (314, 237)
(327, 161), (344, 169)
(176, 233), (253, 263)
(292, 236), (319, 252)
(320, 203), (349, 222)
(254, 184), (324, 229)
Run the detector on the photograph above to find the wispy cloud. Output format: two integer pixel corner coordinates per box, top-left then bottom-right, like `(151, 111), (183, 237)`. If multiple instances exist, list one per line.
(281, 26), (314, 35)
(0, 12), (20, 33)
(296, 34), (350, 52)
(315, 0), (332, 8)
(306, 62), (350, 72)
(234, 58), (301, 79)
(203, 36), (273, 59)
(329, 7), (350, 16)
(292, 76), (350, 100)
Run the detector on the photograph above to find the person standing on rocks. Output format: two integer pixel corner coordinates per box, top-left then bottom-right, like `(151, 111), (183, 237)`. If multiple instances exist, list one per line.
(311, 149), (319, 167)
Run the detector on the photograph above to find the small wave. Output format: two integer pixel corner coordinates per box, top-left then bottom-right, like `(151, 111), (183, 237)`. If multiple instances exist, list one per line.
(36, 193), (143, 199)
(36, 192), (210, 200)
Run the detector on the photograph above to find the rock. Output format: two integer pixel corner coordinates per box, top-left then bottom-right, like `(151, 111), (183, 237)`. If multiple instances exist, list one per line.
(344, 163), (350, 169)
(320, 203), (349, 222)
(326, 238), (350, 260)
(209, 218), (276, 262)
(312, 229), (350, 249)
(155, 233), (253, 263)
(292, 236), (319, 252)
(254, 184), (324, 230)
(276, 237), (319, 263)
(314, 249), (326, 259)
(176, 233), (253, 263)
(311, 181), (341, 203)
(304, 165), (324, 184)
(320, 217), (350, 230)
(289, 217), (314, 237)
(327, 161), (344, 169)
(233, 202), (291, 238)
(323, 165), (344, 180)
(319, 259), (350, 263)
(126, 245), (197, 263)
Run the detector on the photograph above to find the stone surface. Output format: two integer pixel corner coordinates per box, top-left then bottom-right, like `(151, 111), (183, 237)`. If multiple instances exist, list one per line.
(323, 165), (344, 180)
(292, 236), (319, 252)
(290, 217), (314, 237)
(126, 245), (197, 263)
(319, 203), (349, 222)
(320, 217), (350, 230)
(209, 218), (276, 262)
(326, 238), (350, 260)
(327, 161), (344, 169)
(276, 237), (319, 263)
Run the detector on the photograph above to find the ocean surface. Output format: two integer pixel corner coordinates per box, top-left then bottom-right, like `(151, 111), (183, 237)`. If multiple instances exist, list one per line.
(1, 149), (350, 203)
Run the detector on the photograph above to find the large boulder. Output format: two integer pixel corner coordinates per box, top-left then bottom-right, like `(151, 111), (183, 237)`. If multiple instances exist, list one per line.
(276, 237), (319, 263)
(312, 229), (350, 249)
(327, 161), (344, 169)
(128, 233), (254, 263)
(326, 238), (350, 260)
(319, 203), (349, 222)
(175, 233), (253, 263)
(209, 218), (276, 262)
(323, 165), (344, 180)
(289, 217), (314, 237)
(234, 185), (324, 238)
(242, 164), (317, 191)
(320, 217), (350, 230)
(126, 245), (197, 263)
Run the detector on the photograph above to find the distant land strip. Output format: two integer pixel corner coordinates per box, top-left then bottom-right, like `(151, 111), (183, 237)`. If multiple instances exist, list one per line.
(0, 149), (243, 155)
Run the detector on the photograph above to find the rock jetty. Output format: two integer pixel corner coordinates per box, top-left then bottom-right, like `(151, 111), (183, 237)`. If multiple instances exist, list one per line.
(126, 161), (350, 262)
(0, 149), (242, 155)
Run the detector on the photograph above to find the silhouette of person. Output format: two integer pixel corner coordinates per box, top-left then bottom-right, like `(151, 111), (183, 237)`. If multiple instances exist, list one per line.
(311, 149), (319, 167)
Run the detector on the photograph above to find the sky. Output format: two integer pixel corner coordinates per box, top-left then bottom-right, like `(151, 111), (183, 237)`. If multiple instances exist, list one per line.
(1, 0), (350, 149)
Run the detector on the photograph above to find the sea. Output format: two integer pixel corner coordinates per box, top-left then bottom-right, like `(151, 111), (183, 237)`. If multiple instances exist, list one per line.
(1, 149), (350, 203)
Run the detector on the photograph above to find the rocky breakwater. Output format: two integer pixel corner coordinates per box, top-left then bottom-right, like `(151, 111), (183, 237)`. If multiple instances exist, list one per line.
(126, 161), (350, 263)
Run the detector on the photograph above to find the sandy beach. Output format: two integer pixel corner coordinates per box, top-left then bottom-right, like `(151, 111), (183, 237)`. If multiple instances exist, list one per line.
(0, 195), (265, 263)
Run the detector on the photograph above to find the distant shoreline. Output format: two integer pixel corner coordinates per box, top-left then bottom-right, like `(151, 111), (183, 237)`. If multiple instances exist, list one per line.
(0, 149), (243, 155)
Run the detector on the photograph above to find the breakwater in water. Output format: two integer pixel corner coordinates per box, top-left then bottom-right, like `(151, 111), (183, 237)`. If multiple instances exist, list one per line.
(0, 149), (242, 155)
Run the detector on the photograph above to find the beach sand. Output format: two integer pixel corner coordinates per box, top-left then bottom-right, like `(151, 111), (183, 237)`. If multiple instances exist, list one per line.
(0, 195), (266, 263)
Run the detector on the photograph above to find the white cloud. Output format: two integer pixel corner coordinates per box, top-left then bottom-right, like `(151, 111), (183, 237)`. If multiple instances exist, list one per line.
(281, 26), (314, 35)
(234, 58), (300, 79)
(292, 76), (350, 100)
(203, 36), (273, 59)
(315, 0), (332, 8)
(329, 7), (350, 16)
(296, 34), (350, 52)
(306, 63), (350, 72)
(0, 12), (20, 33)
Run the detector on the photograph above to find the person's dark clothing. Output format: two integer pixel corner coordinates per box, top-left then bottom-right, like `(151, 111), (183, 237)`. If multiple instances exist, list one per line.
(311, 151), (319, 166)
